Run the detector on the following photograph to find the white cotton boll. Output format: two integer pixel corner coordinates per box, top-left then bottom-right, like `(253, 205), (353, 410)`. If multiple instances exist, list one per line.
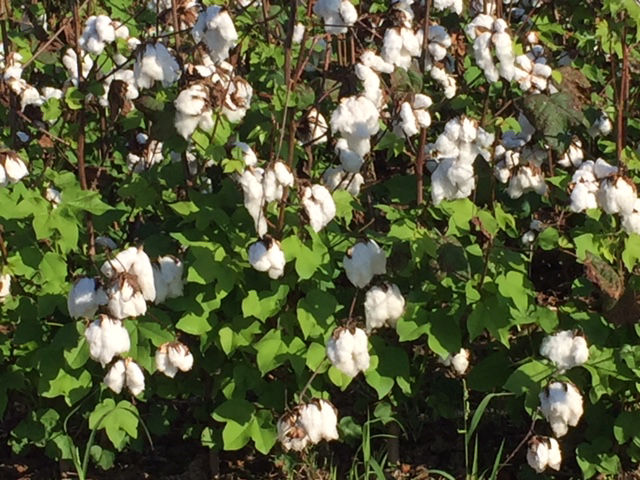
(570, 182), (598, 212)
(429, 65), (457, 98)
(277, 411), (310, 451)
(522, 230), (536, 245)
(274, 162), (294, 188)
(597, 177), (637, 215)
(130, 248), (156, 302)
(507, 166), (547, 199)
(248, 237), (286, 279)
(125, 359), (145, 396)
(360, 49), (394, 73)
(192, 6), (238, 63)
(0, 274), (10, 299)
(539, 382), (584, 437)
(589, 113), (613, 138)
(302, 185), (336, 232)
(540, 330), (589, 372)
(466, 14), (495, 40)
(152, 256), (184, 303)
(167, 342), (194, 372)
(317, 400), (339, 441)
(327, 327), (370, 377)
(558, 140), (584, 168)
(343, 240), (386, 288)
(364, 283), (405, 331)
(85, 315), (131, 367)
(248, 240), (271, 272)
(104, 360), (126, 394)
(336, 142), (364, 173)
(262, 169), (282, 203)
(394, 102), (419, 138)
(473, 33), (499, 83)
(331, 95), (380, 142)
(439, 348), (470, 375)
(381, 28), (406, 69)
(2, 152), (28, 183)
(339, 0), (358, 25)
(593, 158), (617, 179)
(298, 403), (324, 443)
(134, 43), (181, 89)
(155, 348), (177, 378)
(292, 23), (305, 44)
(175, 84), (209, 116)
(493, 31), (515, 81)
(355, 64), (383, 107)
(323, 167), (364, 196)
(68, 277), (109, 318)
(236, 168), (267, 236)
(106, 277), (147, 319)
(622, 199), (640, 234)
(233, 142), (258, 167)
(527, 436), (562, 473)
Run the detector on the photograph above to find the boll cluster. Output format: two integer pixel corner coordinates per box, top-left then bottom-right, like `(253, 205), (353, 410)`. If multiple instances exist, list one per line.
(363, 283), (405, 331)
(438, 348), (470, 376)
(426, 116), (494, 205)
(0, 150), (28, 186)
(3, 53), (43, 111)
(126, 134), (163, 172)
(313, 0), (358, 35)
(343, 240), (386, 288)
(174, 83), (214, 139)
(540, 330), (589, 372)
(393, 94), (433, 139)
(381, 3), (421, 71)
(152, 255), (184, 304)
(248, 236), (286, 279)
(192, 6), (238, 63)
(513, 45), (553, 93)
(104, 357), (145, 396)
(527, 436), (562, 473)
(134, 43), (181, 89)
(277, 399), (339, 451)
(68, 277), (108, 319)
(85, 315), (131, 367)
(539, 381), (584, 437)
(521, 218), (544, 246)
(302, 184), (336, 232)
(155, 341), (194, 378)
(466, 15), (516, 83)
(0, 273), (11, 300)
(235, 160), (293, 237)
(326, 326), (370, 378)
(323, 167), (364, 196)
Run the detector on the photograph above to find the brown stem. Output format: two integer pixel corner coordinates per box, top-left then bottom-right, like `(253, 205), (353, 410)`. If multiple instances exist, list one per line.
(616, 24), (629, 167)
(0, 225), (9, 265)
(414, 0), (432, 206)
(170, 0), (181, 51)
(1, 1), (18, 147)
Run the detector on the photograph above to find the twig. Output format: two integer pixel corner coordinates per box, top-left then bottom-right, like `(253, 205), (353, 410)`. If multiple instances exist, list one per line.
(616, 22), (629, 168)
(414, 0), (432, 206)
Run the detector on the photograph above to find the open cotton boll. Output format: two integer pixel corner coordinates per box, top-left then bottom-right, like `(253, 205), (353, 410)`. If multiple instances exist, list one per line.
(106, 276), (147, 319)
(433, 0), (463, 14)
(364, 283), (405, 331)
(236, 167), (267, 237)
(68, 277), (109, 318)
(156, 342), (194, 378)
(221, 76), (253, 123)
(336, 139), (364, 173)
(104, 360), (126, 394)
(317, 400), (339, 441)
(597, 176), (637, 215)
(539, 381), (584, 437)
(506, 165), (547, 199)
(570, 182), (598, 212)
(232, 141), (258, 167)
(343, 240), (386, 288)
(589, 113), (613, 138)
(85, 315), (131, 367)
(45, 188), (62, 207)
(248, 236), (286, 279)
(323, 167), (364, 196)
(125, 358), (145, 396)
(302, 185), (336, 232)
(439, 348), (470, 375)
(152, 256), (184, 304)
(79, 15), (116, 54)
(431, 158), (475, 205)
(558, 140), (584, 168)
(1, 151), (28, 184)
(540, 330), (589, 372)
(298, 108), (328, 145)
(0, 274), (10, 300)
(360, 49), (394, 73)
(192, 6), (238, 63)
(313, 0), (357, 35)
(298, 403), (325, 443)
(492, 25), (515, 81)
(593, 158), (617, 179)
(622, 199), (640, 234)
(393, 102), (419, 138)
(292, 22), (305, 44)
(277, 411), (310, 452)
(102, 247), (155, 302)
(527, 436), (562, 473)
(174, 83), (213, 139)
(429, 64), (457, 98)
(330, 96), (380, 152)
(326, 326), (370, 377)
(134, 43), (181, 89)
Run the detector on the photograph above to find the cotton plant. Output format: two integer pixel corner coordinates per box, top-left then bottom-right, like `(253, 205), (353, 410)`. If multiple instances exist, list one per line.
(152, 255), (184, 304)
(466, 15), (516, 83)
(540, 330), (589, 372)
(126, 134), (164, 172)
(527, 436), (562, 473)
(104, 357), (145, 396)
(277, 399), (339, 451)
(393, 93), (433, 138)
(313, 0), (358, 35)
(426, 116), (494, 205)
(323, 167), (364, 196)
(155, 341), (194, 378)
(438, 348), (471, 376)
(326, 326), (370, 378)
(134, 42), (181, 89)
(192, 6), (238, 63)
(343, 239), (386, 288)
(363, 283), (405, 331)
(85, 315), (131, 367)
(302, 184), (336, 232)
(68, 277), (109, 318)
(248, 236), (286, 279)
(539, 381), (584, 437)
(0, 150), (28, 186)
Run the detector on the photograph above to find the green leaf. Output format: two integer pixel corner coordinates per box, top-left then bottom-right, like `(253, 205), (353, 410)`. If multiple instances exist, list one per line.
(496, 271), (529, 313)
(250, 411), (277, 454)
(254, 329), (287, 374)
(241, 285), (290, 322)
(89, 400), (139, 451)
(296, 289), (338, 339)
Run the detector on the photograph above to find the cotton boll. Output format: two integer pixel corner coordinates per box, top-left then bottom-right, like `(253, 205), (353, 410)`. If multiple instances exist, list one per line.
(540, 330), (589, 372)
(153, 256), (184, 303)
(473, 32), (499, 83)
(558, 140), (584, 168)
(1, 151), (28, 183)
(527, 436), (562, 473)
(326, 327), (370, 377)
(155, 347), (177, 378)
(394, 102), (419, 138)
(104, 360), (126, 394)
(336, 141), (364, 173)
(85, 315), (131, 367)
(298, 403), (324, 443)
(155, 341), (193, 377)
(292, 23), (305, 44)
(134, 43), (181, 89)
(507, 166), (547, 199)
(248, 236), (286, 279)
(236, 167), (267, 237)
(522, 230), (536, 245)
(589, 113), (613, 138)
(439, 348), (470, 375)
(539, 381), (584, 437)
(317, 400), (339, 440)
(125, 358), (145, 396)
(106, 275), (147, 319)
(360, 49), (394, 73)
(277, 410), (309, 451)
(232, 141), (258, 167)
(570, 182), (598, 212)
(597, 176), (637, 215)
(68, 277), (109, 318)
(343, 240), (386, 288)
(622, 199), (640, 234)
(593, 158), (617, 179)
(323, 167), (364, 196)
(0, 273), (10, 300)
(364, 283), (405, 331)
(192, 6), (238, 63)
(302, 185), (336, 232)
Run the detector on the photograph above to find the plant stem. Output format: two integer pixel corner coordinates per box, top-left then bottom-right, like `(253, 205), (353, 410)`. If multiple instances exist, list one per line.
(415, 0), (432, 206)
